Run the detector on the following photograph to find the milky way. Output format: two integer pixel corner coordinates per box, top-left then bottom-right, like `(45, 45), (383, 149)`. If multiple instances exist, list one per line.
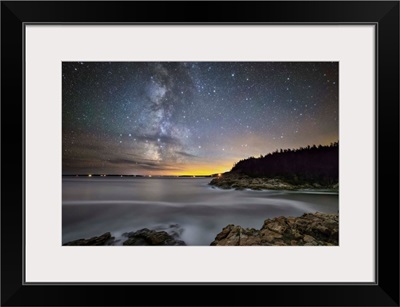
(62, 62), (338, 175)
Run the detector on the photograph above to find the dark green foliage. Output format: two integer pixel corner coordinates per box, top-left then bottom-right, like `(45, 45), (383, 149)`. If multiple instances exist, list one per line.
(231, 142), (338, 185)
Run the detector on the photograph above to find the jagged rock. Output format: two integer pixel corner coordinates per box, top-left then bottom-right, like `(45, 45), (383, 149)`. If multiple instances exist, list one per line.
(64, 225), (187, 246)
(210, 226), (260, 246)
(64, 232), (114, 246)
(303, 234), (316, 243)
(151, 223), (184, 239)
(123, 228), (186, 246)
(211, 212), (338, 246)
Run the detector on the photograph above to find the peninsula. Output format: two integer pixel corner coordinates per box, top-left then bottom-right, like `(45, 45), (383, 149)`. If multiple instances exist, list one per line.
(209, 143), (338, 191)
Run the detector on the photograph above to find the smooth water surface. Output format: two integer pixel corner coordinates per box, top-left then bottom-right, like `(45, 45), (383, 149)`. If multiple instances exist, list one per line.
(62, 177), (338, 245)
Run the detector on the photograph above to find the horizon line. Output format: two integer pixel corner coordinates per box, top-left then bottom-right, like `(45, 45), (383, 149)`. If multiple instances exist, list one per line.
(62, 173), (222, 177)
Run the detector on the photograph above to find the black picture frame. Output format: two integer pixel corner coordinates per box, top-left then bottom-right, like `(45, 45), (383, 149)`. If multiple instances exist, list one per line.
(1, 1), (399, 306)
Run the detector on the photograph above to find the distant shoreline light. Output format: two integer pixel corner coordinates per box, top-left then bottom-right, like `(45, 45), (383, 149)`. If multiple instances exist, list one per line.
(63, 174), (217, 178)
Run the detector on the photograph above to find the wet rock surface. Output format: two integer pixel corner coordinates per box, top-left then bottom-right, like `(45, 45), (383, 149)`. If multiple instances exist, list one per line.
(63, 232), (115, 246)
(122, 228), (186, 246)
(64, 225), (186, 246)
(210, 212), (338, 246)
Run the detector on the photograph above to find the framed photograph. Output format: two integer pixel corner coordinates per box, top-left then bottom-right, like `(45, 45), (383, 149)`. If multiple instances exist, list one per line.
(1, 1), (399, 306)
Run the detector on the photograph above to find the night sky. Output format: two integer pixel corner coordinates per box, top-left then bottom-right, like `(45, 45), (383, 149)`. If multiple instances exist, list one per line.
(62, 62), (338, 176)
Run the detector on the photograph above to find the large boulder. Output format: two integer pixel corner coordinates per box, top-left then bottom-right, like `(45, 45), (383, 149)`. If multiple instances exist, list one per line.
(122, 228), (186, 246)
(211, 212), (338, 246)
(63, 232), (114, 246)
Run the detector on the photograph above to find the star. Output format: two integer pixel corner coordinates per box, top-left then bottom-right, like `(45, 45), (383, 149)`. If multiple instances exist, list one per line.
(62, 62), (338, 175)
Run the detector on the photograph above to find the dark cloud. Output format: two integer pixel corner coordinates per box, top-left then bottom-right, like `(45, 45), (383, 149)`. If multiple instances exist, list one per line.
(176, 151), (197, 158)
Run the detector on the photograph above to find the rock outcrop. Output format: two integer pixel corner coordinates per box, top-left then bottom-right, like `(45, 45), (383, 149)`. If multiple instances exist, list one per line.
(63, 232), (115, 246)
(64, 228), (186, 246)
(209, 172), (338, 191)
(210, 212), (338, 246)
(122, 228), (186, 246)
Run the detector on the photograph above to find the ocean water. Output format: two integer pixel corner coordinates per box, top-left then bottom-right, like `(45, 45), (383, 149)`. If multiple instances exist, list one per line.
(62, 177), (338, 245)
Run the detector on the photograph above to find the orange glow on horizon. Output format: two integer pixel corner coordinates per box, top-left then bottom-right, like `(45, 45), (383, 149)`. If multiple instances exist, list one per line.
(134, 160), (236, 177)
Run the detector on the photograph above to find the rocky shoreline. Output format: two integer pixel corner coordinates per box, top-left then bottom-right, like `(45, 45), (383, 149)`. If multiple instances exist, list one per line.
(63, 232), (115, 246)
(211, 212), (338, 246)
(209, 172), (338, 191)
(64, 212), (338, 246)
(64, 227), (185, 246)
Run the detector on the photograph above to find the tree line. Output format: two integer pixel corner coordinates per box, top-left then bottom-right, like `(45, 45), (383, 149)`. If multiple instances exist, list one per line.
(231, 142), (339, 185)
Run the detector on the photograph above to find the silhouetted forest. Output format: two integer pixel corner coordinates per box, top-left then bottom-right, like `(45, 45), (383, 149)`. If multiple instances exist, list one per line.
(231, 142), (338, 185)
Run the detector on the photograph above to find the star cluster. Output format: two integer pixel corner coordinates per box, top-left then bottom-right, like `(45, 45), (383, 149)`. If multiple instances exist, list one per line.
(63, 62), (338, 175)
